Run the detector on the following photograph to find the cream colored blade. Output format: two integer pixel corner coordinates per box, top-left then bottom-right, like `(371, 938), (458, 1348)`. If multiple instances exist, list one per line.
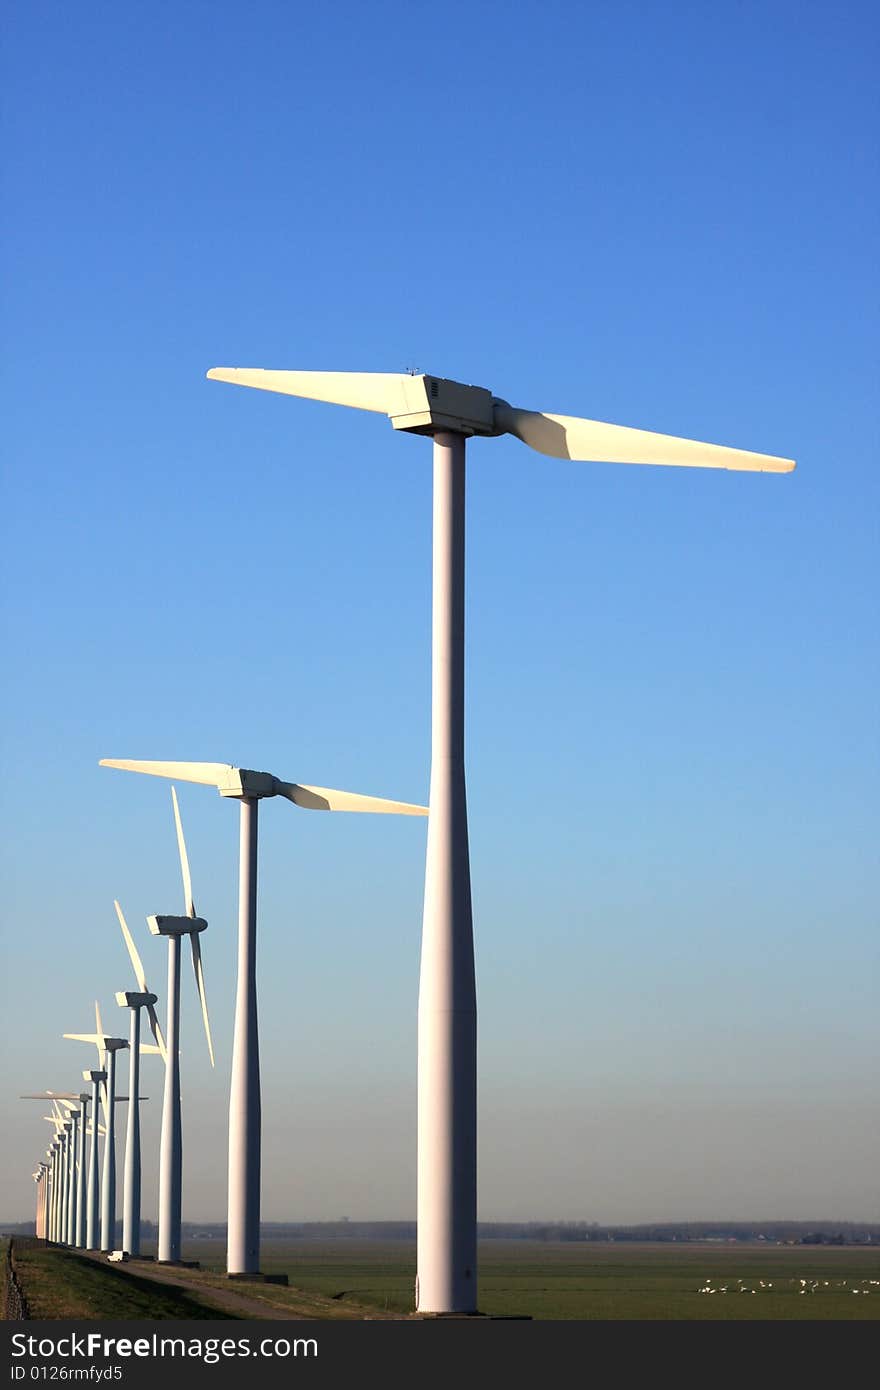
(20, 1092), (79, 1100)
(101, 758), (230, 786)
(494, 402), (795, 473)
(139, 1042), (164, 1056)
(114, 899), (167, 1059)
(63, 1032), (104, 1044)
(145, 1004), (167, 1062)
(114, 900), (147, 992)
(171, 787), (196, 916)
(276, 781), (428, 815)
(207, 368), (413, 416)
(94, 1002), (109, 1124)
(189, 932), (215, 1068)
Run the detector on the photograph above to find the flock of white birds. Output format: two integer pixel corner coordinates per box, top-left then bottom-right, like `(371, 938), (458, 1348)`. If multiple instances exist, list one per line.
(698, 1277), (877, 1295)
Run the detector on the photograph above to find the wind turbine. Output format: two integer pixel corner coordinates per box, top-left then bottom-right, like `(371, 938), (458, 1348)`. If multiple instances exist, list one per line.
(47, 1137), (61, 1242)
(99, 759), (428, 1276)
(139, 788), (215, 1265)
(81, 1067), (106, 1248)
(66, 1108), (80, 1246)
(205, 367), (796, 1313)
(114, 898), (166, 1257)
(33, 1163), (48, 1240)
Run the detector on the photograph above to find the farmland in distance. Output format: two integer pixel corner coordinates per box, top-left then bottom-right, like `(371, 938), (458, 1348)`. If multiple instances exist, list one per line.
(177, 1238), (880, 1320)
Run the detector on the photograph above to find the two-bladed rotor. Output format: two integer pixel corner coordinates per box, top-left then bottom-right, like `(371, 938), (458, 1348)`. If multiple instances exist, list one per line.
(205, 368), (796, 473)
(100, 759), (428, 814)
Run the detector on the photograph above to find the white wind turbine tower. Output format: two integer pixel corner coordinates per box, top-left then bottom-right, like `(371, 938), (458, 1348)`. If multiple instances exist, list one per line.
(205, 367), (796, 1314)
(114, 899), (166, 1257)
(55, 1104), (74, 1246)
(99, 759), (427, 1276)
(46, 1136), (61, 1242)
(81, 1067), (106, 1248)
(33, 1163), (49, 1240)
(143, 787), (215, 1265)
(50, 1136), (63, 1244)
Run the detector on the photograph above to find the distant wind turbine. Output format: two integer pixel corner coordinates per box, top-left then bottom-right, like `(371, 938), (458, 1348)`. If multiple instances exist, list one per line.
(205, 367), (795, 1313)
(146, 787), (215, 1264)
(100, 758), (427, 1276)
(114, 898), (166, 1257)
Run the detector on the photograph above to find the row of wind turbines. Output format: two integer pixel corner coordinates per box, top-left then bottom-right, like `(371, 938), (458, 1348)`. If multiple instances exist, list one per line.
(26, 366), (794, 1313)
(25, 772), (426, 1270)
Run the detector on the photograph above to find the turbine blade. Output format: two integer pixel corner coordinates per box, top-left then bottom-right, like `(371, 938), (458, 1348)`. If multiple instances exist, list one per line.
(189, 933), (215, 1068)
(94, 1001), (107, 1067)
(114, 900), (148, 994)
(171, 787), (196, 916)
(207, 368), (413, 417)
(20, 1093), (79, 1100)
(63, 1033), (105, 1044)
(139, 1043), (164, 1055)
(145, 1002), (167, 1062)
(494, 403), (795, 473)
(276, 781), (428, 815)
(100, 758), (231, 786)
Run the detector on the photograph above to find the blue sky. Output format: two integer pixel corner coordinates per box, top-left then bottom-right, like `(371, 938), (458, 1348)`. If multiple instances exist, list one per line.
(2, 1), (877, 1227)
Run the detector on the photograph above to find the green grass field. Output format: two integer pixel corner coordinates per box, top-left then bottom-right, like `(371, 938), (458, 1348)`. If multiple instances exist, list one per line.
(175, 1238), (880, 1320)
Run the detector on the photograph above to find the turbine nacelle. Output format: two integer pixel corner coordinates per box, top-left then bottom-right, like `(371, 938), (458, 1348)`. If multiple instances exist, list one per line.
(147, 914), (208, 937)
(115, 990), (158, 1008)
(64, 1033), (129, 1052)
(83, 1070), (106, 1083)
(388, 376), (497, 438)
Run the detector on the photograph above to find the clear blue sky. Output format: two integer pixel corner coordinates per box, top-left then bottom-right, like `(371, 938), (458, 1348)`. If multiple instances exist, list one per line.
(2, 0), (877, 1227)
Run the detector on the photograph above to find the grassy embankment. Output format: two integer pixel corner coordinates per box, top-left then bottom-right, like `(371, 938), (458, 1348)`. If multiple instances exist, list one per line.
(6, 1241), (398, 1320)
(6, 1243), (236, 1320)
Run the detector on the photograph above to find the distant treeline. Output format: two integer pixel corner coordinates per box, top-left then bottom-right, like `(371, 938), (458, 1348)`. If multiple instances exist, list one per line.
(6, 1219), (876, 1244)
(117, 1218), (880, 1245)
